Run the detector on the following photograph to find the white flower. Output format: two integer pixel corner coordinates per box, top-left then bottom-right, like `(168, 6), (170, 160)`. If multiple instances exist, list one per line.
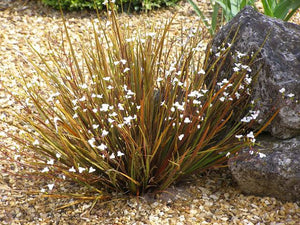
(79, 96), (86, 102)
(92, 124), (99, 129)
(73, 113), (78, 119)
(188, 90), (203, 98)
(102, 130), (109, 137)
(146, 32), (156, 37)
(258, 152), (266, 158)
(241, 116), (251, 123)
(247, 131), (255, 139)
(127, 90), (135, 96)
(287, 93), (295, 98)
(108, 118), (115, 123)
(56, 153), (61, 159)
(41, 167), (49, 173)
(47, 159), (54, 165)
(124, 115), (135, 125)
(103, 77), (111, 81)
(157, 78), (164, 82)
(47, 183), (54, 191)
(89, 167), (96, 173)
(109, 112), (118, 117)
(250, 110), (260, 120)
(235, 135), (243, 139)
(236, 51), (246, 58)
(78, 167), (86, 173)
(120, 59), (127, 65)
(173, 102), (185, 111)
(222, 78), (229, 84)
(80, 84), (88, 89)
(117, 151), (125, 157)
(54, 116), (60, 133)
(219, 97), (225, 102)
(88, 138), (96, 147)
(178, 134), (184, 141)
(245, 77), (252, 84)
(110, 153), (115, 159)
(198, 69), (205, 75)
(226, 152), (230, 157)
(233, 67), (240, 72)
(40, 188), (46, 193)
(107, 85), (113, 90)
(97, 143), (107, 151)
(118, 103), (124, 111)
(14, 155), (21, 160)
(279, 88), (285, 93)
(100, 104), (110, 112)
(69, 166), (76, 173)
(193, 99), (201, 105)
(177, 81), (184, 87)
(117, 123), (124, 128)
(123, 68), (130, 73)
(33, 139), (39, 146)
(92, 108), (98, 113)
(184, 117), (191, 124)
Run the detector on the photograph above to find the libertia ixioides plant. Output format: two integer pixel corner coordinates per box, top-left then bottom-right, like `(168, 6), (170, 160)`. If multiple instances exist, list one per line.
(0, 4), (275, 201)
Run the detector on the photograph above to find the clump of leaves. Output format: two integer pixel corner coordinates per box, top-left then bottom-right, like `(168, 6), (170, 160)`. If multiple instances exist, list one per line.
(187, 0), (256, 36)
(1, 8), (270, 197)
(260, 0), (300, 21)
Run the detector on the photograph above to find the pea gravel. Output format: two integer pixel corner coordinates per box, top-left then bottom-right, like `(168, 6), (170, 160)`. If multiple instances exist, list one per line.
(0, 1), (299, 224)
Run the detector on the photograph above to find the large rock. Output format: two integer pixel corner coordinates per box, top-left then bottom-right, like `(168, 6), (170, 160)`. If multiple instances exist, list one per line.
(205, 6), (300, 139)
(229, 135), (300, 202)
(206, 6), (300, 201)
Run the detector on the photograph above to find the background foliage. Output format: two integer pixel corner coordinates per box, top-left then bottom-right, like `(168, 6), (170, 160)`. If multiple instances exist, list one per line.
(41, 0), (179, 11)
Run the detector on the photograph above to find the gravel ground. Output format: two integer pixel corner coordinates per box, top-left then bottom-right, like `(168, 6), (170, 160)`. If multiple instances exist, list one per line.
(0, 0), (299, 224)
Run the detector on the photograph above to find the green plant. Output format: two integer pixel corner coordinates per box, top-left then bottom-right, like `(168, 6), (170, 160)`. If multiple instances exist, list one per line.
(215, 0), (256, 22)
(260, 0), (300, 21)
(1, 9), (272, 198)
(188, 0), (300, 36)
(187, 0), (221, 36)
(187, 0), (256, 36)
(41, 0), (179, 11)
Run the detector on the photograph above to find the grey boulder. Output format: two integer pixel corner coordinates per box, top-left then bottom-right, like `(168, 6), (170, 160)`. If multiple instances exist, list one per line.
(205, 6), (300, 139)
(206, 6), (300, 202)
(229, 135), (300, 202)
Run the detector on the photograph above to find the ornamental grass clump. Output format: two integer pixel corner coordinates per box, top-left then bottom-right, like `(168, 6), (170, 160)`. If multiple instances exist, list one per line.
(1, 9), (270, 197)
